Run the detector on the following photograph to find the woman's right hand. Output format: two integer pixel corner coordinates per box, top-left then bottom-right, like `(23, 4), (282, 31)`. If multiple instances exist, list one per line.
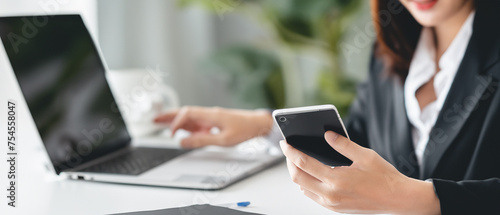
(154, 106), (274, 149)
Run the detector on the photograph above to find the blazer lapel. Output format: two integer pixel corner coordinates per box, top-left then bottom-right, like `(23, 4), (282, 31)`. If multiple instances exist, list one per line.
(421, 6), (500, 178)
(390, 79), (420, 178)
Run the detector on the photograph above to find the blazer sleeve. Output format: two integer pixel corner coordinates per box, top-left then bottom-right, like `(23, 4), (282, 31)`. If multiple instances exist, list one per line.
(431, 178), (500, 214)
(344, 50), (378, 149)
(344, 81), (370, 149)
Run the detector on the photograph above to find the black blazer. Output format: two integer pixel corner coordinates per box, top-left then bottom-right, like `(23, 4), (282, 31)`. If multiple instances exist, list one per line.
(345, 1), (500, 214)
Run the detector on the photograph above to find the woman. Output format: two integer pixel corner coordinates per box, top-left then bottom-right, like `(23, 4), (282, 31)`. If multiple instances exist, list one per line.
(155, 0), (500, 214)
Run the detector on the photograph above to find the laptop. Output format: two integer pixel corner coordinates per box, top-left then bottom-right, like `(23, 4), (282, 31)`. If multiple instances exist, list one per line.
(0, 14), (283, 190)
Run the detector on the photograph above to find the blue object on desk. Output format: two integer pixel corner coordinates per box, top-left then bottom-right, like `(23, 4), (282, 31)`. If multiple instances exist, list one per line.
(216, 201), (251, 208)
(237, 202), (251, 207)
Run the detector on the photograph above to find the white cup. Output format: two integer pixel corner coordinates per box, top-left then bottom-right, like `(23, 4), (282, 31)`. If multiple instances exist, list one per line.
(106, 68), (179, 137)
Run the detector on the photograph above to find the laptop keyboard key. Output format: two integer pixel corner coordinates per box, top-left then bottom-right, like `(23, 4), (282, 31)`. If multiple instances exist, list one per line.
(79, 147), (189, 175)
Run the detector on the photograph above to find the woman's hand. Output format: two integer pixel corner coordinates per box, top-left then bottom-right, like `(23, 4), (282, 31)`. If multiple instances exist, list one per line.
(280, 131), (441, 214)
(154, 106), (273, 148)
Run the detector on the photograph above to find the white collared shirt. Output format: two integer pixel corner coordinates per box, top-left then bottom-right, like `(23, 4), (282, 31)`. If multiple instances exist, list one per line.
(404, 12), (475, 169)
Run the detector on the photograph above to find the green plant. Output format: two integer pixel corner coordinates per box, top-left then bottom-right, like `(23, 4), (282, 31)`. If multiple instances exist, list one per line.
(179, 0), (363, 115)
(200, 46), (285, 109)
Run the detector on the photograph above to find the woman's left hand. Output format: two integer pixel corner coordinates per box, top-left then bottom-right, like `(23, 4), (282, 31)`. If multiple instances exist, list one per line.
(280, 131), (441, 214)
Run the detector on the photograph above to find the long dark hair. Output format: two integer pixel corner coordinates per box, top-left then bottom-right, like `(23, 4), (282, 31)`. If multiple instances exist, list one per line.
(371, 0), (422, 80)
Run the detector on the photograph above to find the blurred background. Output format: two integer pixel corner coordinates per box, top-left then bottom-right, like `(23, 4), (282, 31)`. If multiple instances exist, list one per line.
(1, 0), (374, 116)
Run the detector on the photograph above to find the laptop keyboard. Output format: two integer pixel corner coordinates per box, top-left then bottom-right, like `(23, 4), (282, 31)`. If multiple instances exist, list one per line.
(79, 147), (189, 175)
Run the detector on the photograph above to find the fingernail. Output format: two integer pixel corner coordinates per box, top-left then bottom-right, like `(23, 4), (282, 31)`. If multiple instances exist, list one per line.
(325, 131), (338, 143)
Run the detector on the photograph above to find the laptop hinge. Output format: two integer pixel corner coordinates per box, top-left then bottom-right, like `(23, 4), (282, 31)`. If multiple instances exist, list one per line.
(63, 145), (133, 173)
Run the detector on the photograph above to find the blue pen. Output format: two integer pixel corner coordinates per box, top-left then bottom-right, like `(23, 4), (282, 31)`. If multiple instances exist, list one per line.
(216, 201), (251, 208)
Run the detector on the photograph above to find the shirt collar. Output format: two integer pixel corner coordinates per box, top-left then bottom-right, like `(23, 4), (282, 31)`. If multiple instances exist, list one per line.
(411, 11), (475, 75)
(404, 11), (475, 131)
(438, 11), (475, 71)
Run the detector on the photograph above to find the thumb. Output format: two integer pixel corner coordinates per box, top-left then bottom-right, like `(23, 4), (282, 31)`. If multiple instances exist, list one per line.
(180, 134), (226, 149)
(324, 131), (366, 161)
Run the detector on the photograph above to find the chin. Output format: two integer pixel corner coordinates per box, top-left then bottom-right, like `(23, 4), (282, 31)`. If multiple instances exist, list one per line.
(411, 14), (442, 27)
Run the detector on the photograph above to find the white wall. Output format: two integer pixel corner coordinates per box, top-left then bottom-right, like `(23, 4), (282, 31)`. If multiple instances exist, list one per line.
(97, 0), (271, 108)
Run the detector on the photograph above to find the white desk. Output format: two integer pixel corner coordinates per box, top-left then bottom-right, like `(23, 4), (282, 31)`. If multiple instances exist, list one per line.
(0, 110), (336, 215)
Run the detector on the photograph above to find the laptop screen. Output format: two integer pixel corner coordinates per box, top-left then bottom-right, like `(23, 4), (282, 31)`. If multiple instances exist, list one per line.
(0, 15), (131, 174)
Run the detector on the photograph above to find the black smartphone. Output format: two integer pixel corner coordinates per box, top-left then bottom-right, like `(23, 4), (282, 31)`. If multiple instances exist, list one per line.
(273, 105), (352, 166)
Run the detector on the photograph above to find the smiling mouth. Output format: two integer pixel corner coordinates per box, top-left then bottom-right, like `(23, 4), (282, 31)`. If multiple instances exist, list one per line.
(410, 0), (438, 10)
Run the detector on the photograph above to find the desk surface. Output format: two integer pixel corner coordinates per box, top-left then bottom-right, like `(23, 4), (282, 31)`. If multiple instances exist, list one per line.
(1, 112), (336, 215)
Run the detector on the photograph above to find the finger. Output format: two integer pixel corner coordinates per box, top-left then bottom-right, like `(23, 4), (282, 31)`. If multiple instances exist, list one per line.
(324, 131), (367, 161)
(170, 107), (222, 135)
(188, 125), (212, 134)
(180, 134), (226, 148)
(170, 108), (191, 135)
(175, 122), (212, 133)
(181, 107), (222, 124)
(286, 158), (326, 195)
(176, 123), (201, 133)
(154, 109), (179, 123)
(280, 141), (333, 182)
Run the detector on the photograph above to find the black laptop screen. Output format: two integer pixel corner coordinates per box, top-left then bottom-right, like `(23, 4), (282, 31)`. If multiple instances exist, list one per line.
(0, 15), (131, 174)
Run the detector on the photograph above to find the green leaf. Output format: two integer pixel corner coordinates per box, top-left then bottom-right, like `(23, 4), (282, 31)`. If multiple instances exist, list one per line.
(199, 46), (285, 108)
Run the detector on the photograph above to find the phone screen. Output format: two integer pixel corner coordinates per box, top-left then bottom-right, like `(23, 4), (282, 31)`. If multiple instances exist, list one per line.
(275, 109), (352, 166)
